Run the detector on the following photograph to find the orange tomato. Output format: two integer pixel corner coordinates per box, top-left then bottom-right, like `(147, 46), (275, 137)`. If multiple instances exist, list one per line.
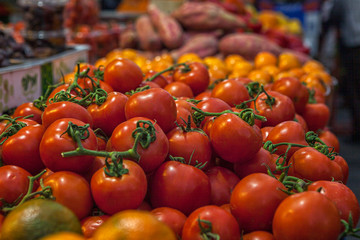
(278, 52), (301, 71)
(302, 60), (325, 73)
(261, 65), (280, 78)
(224, 54), (246, 72)
(231, 61), (254, 77)
(177, 53), (203, 64)
(254, 51), (278, 69)
(94, 58), (108, 68)
(247, 69), (272, 85)
(300, 73), (327, 94)
(39, 232), (85, 240)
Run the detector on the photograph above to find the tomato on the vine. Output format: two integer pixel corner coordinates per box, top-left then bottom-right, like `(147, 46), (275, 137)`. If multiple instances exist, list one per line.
(211, 79), (250, 107)
(81, 215), (110, 238)
(151, 207), (187, 237)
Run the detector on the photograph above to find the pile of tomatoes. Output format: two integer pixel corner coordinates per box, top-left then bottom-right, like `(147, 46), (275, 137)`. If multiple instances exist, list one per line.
(0, 49), (359, 240)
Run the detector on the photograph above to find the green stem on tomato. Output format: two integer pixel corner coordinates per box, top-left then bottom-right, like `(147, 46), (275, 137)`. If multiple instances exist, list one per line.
(145, 62), (189, 82)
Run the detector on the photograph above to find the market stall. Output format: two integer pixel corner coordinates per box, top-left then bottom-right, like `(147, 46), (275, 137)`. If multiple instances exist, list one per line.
(0, 0), (359, 240)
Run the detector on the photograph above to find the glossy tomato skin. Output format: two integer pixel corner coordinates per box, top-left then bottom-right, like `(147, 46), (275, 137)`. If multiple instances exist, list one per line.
(81, 215), (110, 238)
(272, 191), (341, 240)
(174, 99), (197, 129)
(271, 77), (309, 114)
(308, 180), (360, 228)
(233, 148), (280, 179)
(2, 123), (45, 175)
(333, 155), (349, 184)
(210, 113), (263, 163)
(242, 231), (275, 240)
(150, 161), (211, 216)
(103, 58), (143, 93)
(167, 127), (212, 170)
(144, 70), (168, 88)
(182, 205), (240, 240)
(40, 118), (98, 173)
(250, 91), (295, 127)
(151, 207), (187, 237)
(125, 88), (177, 133)
(173, 62), (210, 96)
(211, 79), (250, 107)
(0, 165), (33, 208)
(196, 97), (232, 127)
(230, 173), (288, 233)
(38, 171), (93, 220)
(13, 102), (43, 124)
(164, 82), (194, 98)
(301, 102), (330, 132)
(318, 129), (340, 153)
(287, 147), (345, 182)
(206, 166), (240, 206)
(42, 101), (93, 129)
(265, 121), (307, 160)
(91, 159), (147, 215)
(108, 117), (169, 173)
(87, 91), (128, 137)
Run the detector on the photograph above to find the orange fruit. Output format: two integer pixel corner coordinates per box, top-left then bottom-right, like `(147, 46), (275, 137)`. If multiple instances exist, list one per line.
(274, 71), (294, 81)
(261, 65), (280, 78)
(278, 52), (301, 71)
(177, 53), (203, 64)
(0, 199), (82, 240)
(258, 10), (279, 30)
(254, 51), (277, 69)
(300, 73), (327, 94)
(288, 67), (305, 79)
(247, 69), (272, 85)
(39, 232), (85, 240)
(92, 210), (177, 240)
(61, 72), (75, 84)
(310, 70), (333, 86)
(224, 54), (246, 72)
(209, 67), (228, 84)
(204, 56), (227, 72)
(302, 59), (325, 73)
(94, 57), (108, 68)
(133, 55), (148, 70)
(232, 60), (254, 77)
(120, 48), (138, 61)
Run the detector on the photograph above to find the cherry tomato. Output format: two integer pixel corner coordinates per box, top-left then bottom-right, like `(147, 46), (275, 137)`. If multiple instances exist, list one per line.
(173, 62), (210, 95)
(195, 90), (212, 101)
(38, 171), (93, 220)
(87, 91), (128, 137)
(13, 102), (43, 124)
(167, 126), (212, 170)
(302, 103), (330, 132)
(206, 166), (240, 206)
(308, 180), (360, 228)
(151, 207), (187, 237)
(0, 165), (33, 208)
(103, 58), (143, 93)
(287, 147), (345, 182)
(150, 161), (211, 215)
(230, 173), (288, 233)
(272, 191), (341, 240)
(211, 79), (250, 107)
(144, 70), (168, 88)
(42, 101), (93, 129)
(40, 118), (98, 173)
(91, 159), (147, 215)
(210, 113), (262, 163)
(2, 123), (45, 175)
(81, 215), (110, 238)
(182, 205), (240, 240)
(108, 117), (169, 173)
(164, 82), (194, 98)
(250, 91), (295, 127)
(125, 88), (177, 133)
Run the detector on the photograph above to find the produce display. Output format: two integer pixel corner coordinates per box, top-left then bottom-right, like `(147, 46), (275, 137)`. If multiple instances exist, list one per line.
(0, 45), (358, 240)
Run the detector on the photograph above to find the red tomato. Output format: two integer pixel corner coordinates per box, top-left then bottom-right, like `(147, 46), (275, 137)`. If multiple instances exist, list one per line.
(230, 173), (288, 233)
(164, 82), (194, 98)
(0, 165), (33, 208)
(108, 117), (169, 173)
(139, 80), (161, 89)
(233, 148), (280, 179)
(150, 161), (211, 215)
(167, 126), (212, 170)
(211, 79), (250, 107)
(0, 213), (3, 231)
(206, 166), (240, 206)
(78, 77), (114, 94)
(195, 90), (212, 101)
(260, 126), (273, 141)
(81, 215), (110, 238)
(40, 118), (98, 173)
(333, 155), (349, 184)
(250, 91), (295, 127)
(13, 102), (43, 124)
(242, 231), (275, 240)
(301, 103), (330, 131)
(103, 58), (143, 93)
(87, 91), (128, 136)
(125, 88), (177, 133)
(151, 207), (187, 237)
(91, 159), (147, 215)
(265, 121), (307, 160)
(173, 62), (210, 95)
(2, 123), (45, 175)
(272, 191), (341, 240)
(38, 171), (93, 220)
(287, 147), (345, 182)
(308, 180), (360, 228)
(46, 84), (82, 104)
(271, 77), (309, 114)
(294, 113), (308, 132)
(196, 97), (231, 127)
(210, 113), (262, 163)
(318, 129), (340, 153)
(42, 101), (93, 129)
(144, 70), (168, 88)
(182, 205), (240, 240)
(174, 99), (197, 129)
